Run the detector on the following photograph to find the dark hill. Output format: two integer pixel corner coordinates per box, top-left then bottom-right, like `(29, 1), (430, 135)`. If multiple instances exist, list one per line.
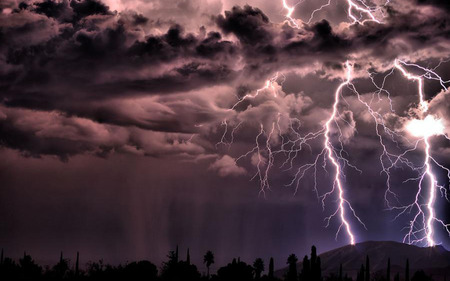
(276, 241), (450, 280)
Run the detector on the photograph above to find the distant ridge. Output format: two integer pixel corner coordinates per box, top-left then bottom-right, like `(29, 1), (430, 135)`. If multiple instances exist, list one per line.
(276, 241), (450, 280)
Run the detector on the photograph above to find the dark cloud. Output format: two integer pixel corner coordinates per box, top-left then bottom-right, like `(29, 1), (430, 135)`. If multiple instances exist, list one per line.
(417, 0), (450, 12)
(33, 0), (73, 21)
(195, 31), (237, 59)
(215, 5), (273, 45)
(0, 0), (449, 161)
(70, 0), (112, 19)
(31, 0), (112, 22)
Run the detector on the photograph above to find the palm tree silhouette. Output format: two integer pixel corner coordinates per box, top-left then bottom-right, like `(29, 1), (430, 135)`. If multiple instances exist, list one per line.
(203, 250), (214, 279)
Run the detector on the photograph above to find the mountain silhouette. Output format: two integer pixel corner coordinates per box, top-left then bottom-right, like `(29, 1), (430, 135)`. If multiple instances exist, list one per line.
(275, 241), (450, 280)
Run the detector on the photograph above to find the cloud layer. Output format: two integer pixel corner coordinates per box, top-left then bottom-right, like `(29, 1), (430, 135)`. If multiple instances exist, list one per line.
(0, 0), (449, 169)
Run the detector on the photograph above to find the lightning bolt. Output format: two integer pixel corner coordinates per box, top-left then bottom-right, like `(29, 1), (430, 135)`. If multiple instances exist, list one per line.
(219, 57), (450, 246)
(217, 0), (387, 244)
(217, 73), (281, 149)
(282, 0), (302, 28)
(216, 1), (449, 247)
(323, 61), (359, 245)
(228, 62), (366, 245)
(345, 0), (383, 24)
(279, 1), (449, 246)
(282, 0), (386, 25)
(391, 59), (450, 246)
(393, 60), (429, 112)
(359, 59), (450, 247)
(424, 136), (437, 246)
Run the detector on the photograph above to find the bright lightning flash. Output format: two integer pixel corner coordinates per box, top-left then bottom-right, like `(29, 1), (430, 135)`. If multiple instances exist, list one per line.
(406, 116), (444, 138)
(368, 59), (450, 247)
(323, 61), (358, 244)
(282, 0), (301, 28)
(216, 1), (450, 247)
(395, 61), (449, 247)
(406, 116), (447, 246)
(282, 0), (387, 25)
(218, 62), (365, 245)
(217, 0), (391, 244)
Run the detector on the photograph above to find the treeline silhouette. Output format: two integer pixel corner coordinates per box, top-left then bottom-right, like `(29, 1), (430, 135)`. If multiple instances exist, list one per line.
(0, 246), (435, 281)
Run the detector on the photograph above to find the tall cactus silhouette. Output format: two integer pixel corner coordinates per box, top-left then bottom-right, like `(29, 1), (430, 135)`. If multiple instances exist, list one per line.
(302, 255), (310, 281)
(186, 248), (190, 265)
(75, 252), (79, 276)
(405, 259), (410, 281)
(268, 257), (274, 278)
(357, 264), (365, 281)
(365, 256), (370, 281)
(387, 258), (391, 281)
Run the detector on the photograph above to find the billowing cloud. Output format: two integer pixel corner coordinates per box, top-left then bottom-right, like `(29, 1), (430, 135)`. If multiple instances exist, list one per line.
(0, 0), (449, 163)
(209, 155), (246, 177)
(428, 89), (450, 136)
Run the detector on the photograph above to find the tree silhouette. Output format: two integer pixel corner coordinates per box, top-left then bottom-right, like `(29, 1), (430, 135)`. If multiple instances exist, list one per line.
(356, 264), (365, 281)
(306, 245), (323, 281)
(386, 258), (391, 281)
(311, 246), (318, 281)
(405, 259), (410, 281)
(1, 257), (19, 280)
(50, 252), (69, 279)
(411, 270), (432, 281)
(253, 258), (265, 279)
(161, 251), (177, 280)
(268, 257), (274, 279)
(19, 253), (42, 280)
(301, 255), (310, 281)
(365, 256), (370, 281)
(316, 257), (322, 281)
(217, 259), (253, 281)
(161, 250), (200, 281)
(344, 273), (352, 281)
(75, 252), (79, 277)
(286, 254), (298, 281)
(203, 250), (214, 279)
(394, 273), (400, 281)
(124, 261), (158, 281)
(339, 263), (343, 281)
(187, 248), (191, 265)
(86, 259), (107, 280)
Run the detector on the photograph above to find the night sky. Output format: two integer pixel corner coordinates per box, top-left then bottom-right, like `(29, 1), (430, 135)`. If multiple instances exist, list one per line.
(0, 0), (450, 273)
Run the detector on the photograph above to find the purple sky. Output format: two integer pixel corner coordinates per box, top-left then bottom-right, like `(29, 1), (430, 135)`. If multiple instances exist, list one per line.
(0, 0), (449, 273)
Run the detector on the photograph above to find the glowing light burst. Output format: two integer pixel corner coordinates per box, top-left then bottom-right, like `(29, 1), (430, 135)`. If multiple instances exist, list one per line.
(406, 116), (444, 138)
